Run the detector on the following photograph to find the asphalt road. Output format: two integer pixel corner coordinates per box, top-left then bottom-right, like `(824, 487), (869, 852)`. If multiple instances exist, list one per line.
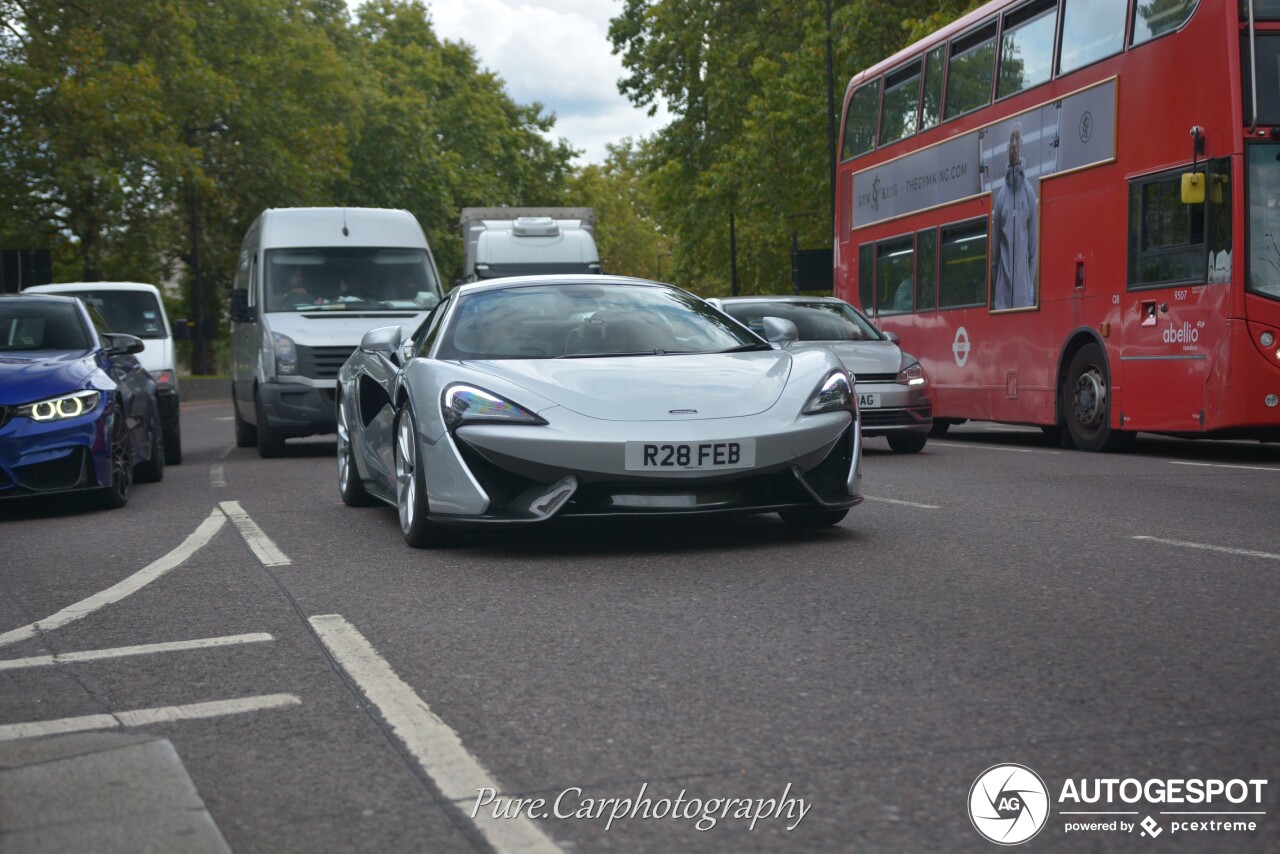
(2, 402), (1278, 852)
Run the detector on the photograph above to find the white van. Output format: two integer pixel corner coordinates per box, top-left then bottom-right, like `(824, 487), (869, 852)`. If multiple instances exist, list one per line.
(23, 281), (183, 464)
(229, 207), (443, 457)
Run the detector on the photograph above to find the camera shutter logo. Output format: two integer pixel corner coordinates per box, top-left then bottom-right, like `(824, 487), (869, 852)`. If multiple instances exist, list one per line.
(968, 764), (1050, 845)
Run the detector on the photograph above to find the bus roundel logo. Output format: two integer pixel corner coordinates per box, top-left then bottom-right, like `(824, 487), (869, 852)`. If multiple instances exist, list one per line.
(953, 326), (971, 367)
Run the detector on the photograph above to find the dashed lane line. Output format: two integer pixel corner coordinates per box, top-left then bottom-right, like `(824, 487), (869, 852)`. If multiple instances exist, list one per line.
(929, 441), (1060, 455)
(219, 500), (291, 567)
(862, 496), (940, 509)
(0, 633), (274, 671)
(1170, 461), (1280, 474)
(210, 443), (234, 488)
(0, 694), (301, 742)
(1133, 536), (1280, 561)
(309, 614), (563, 854)
(0, 507), (228, 648)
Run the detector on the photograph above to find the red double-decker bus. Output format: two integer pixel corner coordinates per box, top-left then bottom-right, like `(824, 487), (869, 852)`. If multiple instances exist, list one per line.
(834, 0), (1280, 450)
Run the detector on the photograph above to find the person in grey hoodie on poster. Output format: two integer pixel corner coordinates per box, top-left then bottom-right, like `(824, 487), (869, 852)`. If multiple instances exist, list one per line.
(991, 121), (1038, 310)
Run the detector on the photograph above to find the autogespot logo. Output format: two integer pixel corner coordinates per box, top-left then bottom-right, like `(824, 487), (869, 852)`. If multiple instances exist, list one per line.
(969, 764), (1050, 845)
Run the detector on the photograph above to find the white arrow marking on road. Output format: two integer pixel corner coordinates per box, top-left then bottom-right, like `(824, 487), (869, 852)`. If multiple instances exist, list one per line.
(1133, 536), (1280, 561)
(0, 507), (228, 648)
(219, 500), (291, 566)
(0, 633), (274, 671)
(309, 614), (563, 854)
(0, 693), (300, 742)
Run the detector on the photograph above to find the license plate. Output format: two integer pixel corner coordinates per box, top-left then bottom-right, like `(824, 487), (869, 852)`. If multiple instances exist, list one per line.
(857, 392), (881, 409)
(624, 439), (756, 471)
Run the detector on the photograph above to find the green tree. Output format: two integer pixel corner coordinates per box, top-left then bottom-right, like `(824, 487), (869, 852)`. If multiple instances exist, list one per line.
(566, 139), (672, 280)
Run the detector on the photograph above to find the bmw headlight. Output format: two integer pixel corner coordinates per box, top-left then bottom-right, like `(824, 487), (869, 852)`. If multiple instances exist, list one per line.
(896, 356), (927, 387)
(442, 384), (546, 430)
(18, 389), (101, 422)
(272, 332), (299, 376)
(802, 370), (853, 415)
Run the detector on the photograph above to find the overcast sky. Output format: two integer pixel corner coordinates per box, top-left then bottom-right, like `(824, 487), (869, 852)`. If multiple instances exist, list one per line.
(419, 0), (669, 165)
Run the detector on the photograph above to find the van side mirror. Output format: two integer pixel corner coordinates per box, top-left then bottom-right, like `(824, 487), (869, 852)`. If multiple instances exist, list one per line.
(172, 319), (192, 340)
(230, 288), (253, 323)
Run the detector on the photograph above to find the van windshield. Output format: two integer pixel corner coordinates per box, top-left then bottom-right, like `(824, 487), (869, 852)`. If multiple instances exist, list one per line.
(52, 289), (167, 338)
(265, 248), (442, 313)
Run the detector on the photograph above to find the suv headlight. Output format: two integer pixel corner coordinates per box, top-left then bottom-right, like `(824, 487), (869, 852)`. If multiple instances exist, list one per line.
(273, 332), (299, 376)
(442, 384), (546, 430)
(802, 370), (853, 415)
(18, 389), (101, 422)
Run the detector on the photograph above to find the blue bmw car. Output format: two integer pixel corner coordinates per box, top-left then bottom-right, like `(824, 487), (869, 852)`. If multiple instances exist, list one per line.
(0, 293), (164, 509)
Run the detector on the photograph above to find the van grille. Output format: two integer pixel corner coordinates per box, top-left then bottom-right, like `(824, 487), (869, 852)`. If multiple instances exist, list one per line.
(296, 345), (356, 380)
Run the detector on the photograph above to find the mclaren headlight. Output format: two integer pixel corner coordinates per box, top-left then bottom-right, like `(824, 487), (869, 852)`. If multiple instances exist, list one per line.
(18, 389), (101, 422)
(272, 332), (299, 376)
(896, 355), (927, 387)
(802, 370), (853, 415)
(442, 384), (546, 431)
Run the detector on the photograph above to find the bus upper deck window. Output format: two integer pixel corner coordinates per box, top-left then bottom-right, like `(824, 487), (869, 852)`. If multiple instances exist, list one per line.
(997, 0), (1057, 99)
(880, 61), (922, 146)
(920, 46), (945, 130)
(945, 22), (997, 119)
(1059, 0), (1125, 74)
(1132, 0), (1197, 46)
(843, 80), (881, 159)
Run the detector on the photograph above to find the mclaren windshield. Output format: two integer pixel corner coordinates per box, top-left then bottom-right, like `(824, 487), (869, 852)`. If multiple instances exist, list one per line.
(438, 283), (764, 360)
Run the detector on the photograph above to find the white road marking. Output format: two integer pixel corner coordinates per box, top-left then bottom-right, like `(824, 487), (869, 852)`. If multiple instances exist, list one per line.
(1133, 536), (1280, 561)
(219, 500), (291, 567)
(0, 633), (274, 671)
(930, 441), (1059, 455)
(0, 507), (228, 648)
(983, 426), (1039, 432)
(210, 443), (234, 488)
(213, 416), (234, 421)
(0, 693), (300, 742)
(862, 495), (940, 509)
(1171, 461), (1280, 473)
(309, 614), (563, 854)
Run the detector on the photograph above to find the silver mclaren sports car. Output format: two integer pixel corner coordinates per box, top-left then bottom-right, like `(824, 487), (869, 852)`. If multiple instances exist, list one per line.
(335, 276), (863, 547)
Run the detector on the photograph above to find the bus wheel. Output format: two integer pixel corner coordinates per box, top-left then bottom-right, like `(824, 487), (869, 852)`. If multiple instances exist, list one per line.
(1065, 343), (1133, 452)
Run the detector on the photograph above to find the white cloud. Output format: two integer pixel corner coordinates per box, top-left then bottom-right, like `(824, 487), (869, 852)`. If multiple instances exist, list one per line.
(423, 0), (668, 164)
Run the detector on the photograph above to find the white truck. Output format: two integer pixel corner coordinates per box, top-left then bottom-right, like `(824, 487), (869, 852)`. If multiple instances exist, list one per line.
(458, 207), (600, 284)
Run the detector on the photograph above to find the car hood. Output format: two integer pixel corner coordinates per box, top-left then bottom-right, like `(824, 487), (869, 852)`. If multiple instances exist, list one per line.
(264, 310), (427, 348)
(793, 340), (901, 378)
(465, 352), (794, 420)
(0, 351), (97, 405)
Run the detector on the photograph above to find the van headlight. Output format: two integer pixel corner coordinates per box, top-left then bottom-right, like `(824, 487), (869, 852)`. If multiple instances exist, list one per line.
(273, 333), (299, 376)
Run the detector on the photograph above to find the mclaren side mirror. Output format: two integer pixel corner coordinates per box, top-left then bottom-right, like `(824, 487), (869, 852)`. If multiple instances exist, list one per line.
(360, 325), (403, 355)
(761, 316), (799, 349)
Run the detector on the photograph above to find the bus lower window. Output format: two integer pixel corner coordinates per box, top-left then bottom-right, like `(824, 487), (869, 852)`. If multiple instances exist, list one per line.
(939, 221), (989, 308)
(1247, 147), (1280, 298)
(858, 242), (876, 313)
(917, 229), (938, 311)
(843, 81), (881, 159)
(876, 236), (915, 314)
(1059, 0), (1125, 74)
(945, 23), (997, 119)
(1128, 158), (1230, 288)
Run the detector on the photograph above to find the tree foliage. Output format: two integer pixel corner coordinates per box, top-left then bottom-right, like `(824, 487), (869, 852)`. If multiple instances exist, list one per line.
(610, 0), (978, 295)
